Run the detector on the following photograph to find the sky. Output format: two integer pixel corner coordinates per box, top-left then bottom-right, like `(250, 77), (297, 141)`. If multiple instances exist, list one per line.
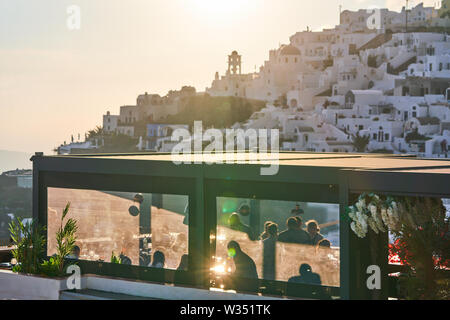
(0, 0), (441, 154)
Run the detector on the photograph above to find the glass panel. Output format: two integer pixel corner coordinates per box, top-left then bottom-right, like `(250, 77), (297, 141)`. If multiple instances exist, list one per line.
(213, 197), (340, 291)
(47, 188), (189, 271)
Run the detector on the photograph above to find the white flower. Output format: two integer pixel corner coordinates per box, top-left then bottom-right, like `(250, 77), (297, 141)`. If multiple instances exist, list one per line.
(357, 211), (368, 229)
(369, 204), (377, 216)
(350, 221), (357, 234)
(355, 200), (363, 212)
(368, 217), (379, 234)
(381, 208), (389, 226)
(348, 207), (356, 220)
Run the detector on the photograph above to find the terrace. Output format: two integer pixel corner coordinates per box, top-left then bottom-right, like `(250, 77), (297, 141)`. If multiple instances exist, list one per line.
(18, 152), (450, 299)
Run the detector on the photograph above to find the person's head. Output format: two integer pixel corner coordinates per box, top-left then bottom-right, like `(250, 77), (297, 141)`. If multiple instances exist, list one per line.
(152, 251), (165, 268)
(227, 240), (241, 257)
(287, 217), (300, 230)
(228, 213), (241, 227)
(306, 220), (320, 236)
(318, 239), (331, 248)
(238, 204), (250, 217)
(299, 263), (312, 275)
(177, 254), (189, 271)
(267, 223), (278, 237)
(72, 245), (80, 258)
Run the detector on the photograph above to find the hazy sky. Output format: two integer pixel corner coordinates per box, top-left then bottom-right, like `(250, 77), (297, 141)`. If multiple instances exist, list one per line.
(0, 0), (439, 154)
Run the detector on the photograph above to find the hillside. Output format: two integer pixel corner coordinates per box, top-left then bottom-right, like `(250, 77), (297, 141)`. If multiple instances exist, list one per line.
(156, 95), (266, 129)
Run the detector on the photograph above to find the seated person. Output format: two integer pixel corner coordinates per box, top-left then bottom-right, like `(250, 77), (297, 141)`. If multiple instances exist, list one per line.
(150, 250), (165, 268)
(66, 245), (80, 259)
(288, 263), (321, 285)
(318, 239), (331, 248)
(174, 254), (189, 285)
(228, 213), (256, 241)
(177, 254), (189, 271)
(306, 220), (324, 245)
(260, 221), (275, 240)
(226, 241), (259, 292)
(119, 252), (132, 265)
(287, 264), (327, 299)
(278, 217), (310, 244)
(291, 204), (304, 215)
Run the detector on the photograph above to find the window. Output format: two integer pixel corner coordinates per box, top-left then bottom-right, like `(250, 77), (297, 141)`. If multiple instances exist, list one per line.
(385, 133), (390, 141)
(373, 133), (377, 140)
(47, 188), (189, 271)
(211, 197), (340, 292)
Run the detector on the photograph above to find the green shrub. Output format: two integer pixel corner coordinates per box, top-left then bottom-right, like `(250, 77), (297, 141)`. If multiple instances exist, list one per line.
(9, 218), (46, 274)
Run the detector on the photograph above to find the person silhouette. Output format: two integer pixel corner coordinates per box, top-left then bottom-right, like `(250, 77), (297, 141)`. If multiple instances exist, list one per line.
(306, 220), (324, 245)
(288, 263), (321, 285)
(227, 241), (259, 292)
(278, 217), (310, 244)
(228, 213), (256, 240)
(174, 254), (189, 285)
(260, 221), (275, 240)
(151, 250), (165, 268)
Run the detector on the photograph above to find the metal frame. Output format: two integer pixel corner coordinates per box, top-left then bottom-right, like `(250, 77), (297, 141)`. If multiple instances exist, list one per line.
(339, 168), (450, 299)
(31, 153), (450, 300)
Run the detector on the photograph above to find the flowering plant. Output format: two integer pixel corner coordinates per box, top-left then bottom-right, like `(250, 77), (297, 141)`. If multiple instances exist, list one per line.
(346, 194), (450, 299)
(346, 193), (400, 238)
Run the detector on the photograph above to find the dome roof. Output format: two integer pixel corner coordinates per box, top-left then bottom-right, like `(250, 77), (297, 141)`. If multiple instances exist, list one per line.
(280, 45), (300, 55)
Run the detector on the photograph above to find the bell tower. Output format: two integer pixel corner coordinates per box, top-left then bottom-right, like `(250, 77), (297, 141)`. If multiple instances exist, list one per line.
(228, 51), (241, 75)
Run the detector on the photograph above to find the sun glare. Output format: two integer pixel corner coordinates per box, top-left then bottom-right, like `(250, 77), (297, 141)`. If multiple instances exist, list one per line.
(188, 0), (249, 22)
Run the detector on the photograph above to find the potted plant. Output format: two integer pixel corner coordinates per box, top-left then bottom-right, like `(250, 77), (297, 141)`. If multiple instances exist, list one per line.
(0, 202), (80, 299)
(346, 194), (449, 300)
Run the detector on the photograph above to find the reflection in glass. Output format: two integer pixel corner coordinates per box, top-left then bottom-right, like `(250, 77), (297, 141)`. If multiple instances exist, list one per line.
(47, 188), (188, 271)
(213, 197), (340, 291)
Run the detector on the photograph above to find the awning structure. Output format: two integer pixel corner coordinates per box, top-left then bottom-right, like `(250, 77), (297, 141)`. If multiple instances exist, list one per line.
(31, 152), (450, 300)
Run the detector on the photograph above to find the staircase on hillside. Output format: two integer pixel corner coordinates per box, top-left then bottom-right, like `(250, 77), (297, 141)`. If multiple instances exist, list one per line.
(387, 56), (417, 75)
(356, 33), (393, 53)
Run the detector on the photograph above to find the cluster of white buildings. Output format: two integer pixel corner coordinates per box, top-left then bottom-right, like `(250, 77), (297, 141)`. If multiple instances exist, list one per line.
(63, 2), (449, 156)
(205, 2), (450, 157)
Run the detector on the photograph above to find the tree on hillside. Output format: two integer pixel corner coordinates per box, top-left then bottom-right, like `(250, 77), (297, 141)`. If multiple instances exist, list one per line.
(367, 55), (378, 68)
(86, 126), (103, 139)
(352, 131), (370, 153)
(156, 96), (265, 129)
